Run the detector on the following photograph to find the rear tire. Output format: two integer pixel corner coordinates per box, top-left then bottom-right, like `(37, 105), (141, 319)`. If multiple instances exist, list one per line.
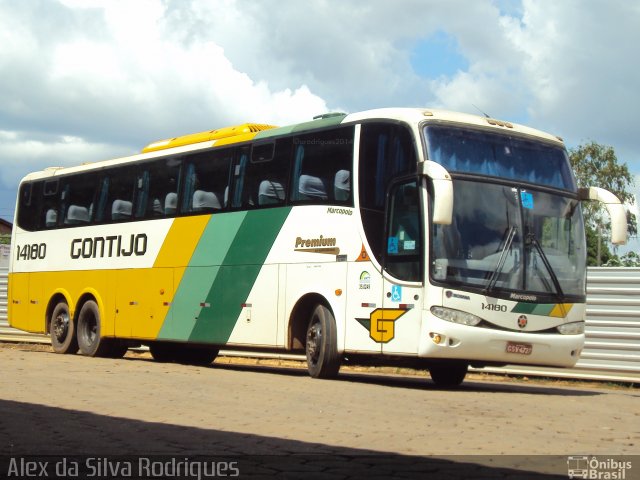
(149, 342), (177, 362)
(150, 342), (218, 366)
(50, 301), (78, 354)
(76, 300), (111, 357)
(305, 304), (341, 379)
(178, 346), (219, 366)
(429, 361), (468, 387)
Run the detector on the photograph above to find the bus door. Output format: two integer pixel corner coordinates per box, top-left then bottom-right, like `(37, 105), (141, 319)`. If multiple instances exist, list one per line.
(380, 178), (424, 355)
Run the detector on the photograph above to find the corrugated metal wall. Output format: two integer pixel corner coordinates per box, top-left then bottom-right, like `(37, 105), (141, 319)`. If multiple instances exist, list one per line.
(1, 266), (639, 381)
(0, 269), (6, 326)
(579, 267), (640, 373)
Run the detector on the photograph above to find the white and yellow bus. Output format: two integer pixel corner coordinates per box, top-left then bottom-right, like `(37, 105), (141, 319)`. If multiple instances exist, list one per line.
(8, 108), (627, 385)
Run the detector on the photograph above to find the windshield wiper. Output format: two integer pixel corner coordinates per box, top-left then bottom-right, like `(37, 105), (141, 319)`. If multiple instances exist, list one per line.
(525, 233), (565, 298)
(485, 226), (517, 293)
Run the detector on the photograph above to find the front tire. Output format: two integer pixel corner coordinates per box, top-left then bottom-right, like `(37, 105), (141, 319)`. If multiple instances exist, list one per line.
(429, 361), (468, 387)
(76, 300), (111, 357)
(305, 304), (341, 379)
(50, 301), (78, 354)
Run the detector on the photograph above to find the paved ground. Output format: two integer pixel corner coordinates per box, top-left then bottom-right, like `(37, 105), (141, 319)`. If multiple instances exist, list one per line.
(0, 343), (638, 479)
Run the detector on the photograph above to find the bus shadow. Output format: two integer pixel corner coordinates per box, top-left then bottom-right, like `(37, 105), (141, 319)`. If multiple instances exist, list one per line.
(0, 398), (568, 479)
(209, 362), (602, 397)
(21, 348), (602, 397)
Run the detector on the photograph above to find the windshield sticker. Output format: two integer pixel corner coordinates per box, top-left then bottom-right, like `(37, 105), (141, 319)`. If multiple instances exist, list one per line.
(521, 192), (534, 209)
(404, 240), (416, 251)
(387, 236), (399, 254)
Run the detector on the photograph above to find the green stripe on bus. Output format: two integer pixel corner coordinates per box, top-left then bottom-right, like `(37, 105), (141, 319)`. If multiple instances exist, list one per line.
(511, 303), (554, 316)
(188, 207), (291, 343)
(158, 208), (291, 343)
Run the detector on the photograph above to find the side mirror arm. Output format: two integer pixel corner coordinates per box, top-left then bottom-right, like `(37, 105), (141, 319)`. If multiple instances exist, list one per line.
(578, 187), (628, 245)
(420, 161), (453, 225)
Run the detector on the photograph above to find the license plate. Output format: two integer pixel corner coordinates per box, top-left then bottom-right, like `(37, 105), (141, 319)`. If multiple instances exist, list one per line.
(506, 342), (533, 355)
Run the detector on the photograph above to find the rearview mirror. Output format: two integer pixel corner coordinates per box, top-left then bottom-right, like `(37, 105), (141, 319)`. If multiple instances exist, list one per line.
(578, 187), (628, 245)
(420, 161), (453, 225)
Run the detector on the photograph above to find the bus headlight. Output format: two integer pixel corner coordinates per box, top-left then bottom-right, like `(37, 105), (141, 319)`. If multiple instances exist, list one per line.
(431, 306), (482, 326)
(557, 321), (585, 335)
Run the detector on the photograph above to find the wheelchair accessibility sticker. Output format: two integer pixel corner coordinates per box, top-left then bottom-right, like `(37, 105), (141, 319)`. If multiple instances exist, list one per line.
(390, 285), (402, 302)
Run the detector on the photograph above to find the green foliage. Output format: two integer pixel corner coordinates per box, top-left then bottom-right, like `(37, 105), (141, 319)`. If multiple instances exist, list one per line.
(585, 225), (612, 266)
(604, 251), (640, 267)
(569, 141), (636, 266)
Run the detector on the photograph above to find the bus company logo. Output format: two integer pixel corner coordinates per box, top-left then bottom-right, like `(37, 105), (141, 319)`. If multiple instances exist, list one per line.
(567, 456), (632, 479)
(70, 233), (148, 259)
(517, 315), (528, 329)
(359, 271), (371, 290)
(294, 235), (339, 255)
(356, 308), (407, 343)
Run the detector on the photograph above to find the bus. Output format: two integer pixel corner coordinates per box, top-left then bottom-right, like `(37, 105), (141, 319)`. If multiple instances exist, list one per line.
(8, 108), (627, 386)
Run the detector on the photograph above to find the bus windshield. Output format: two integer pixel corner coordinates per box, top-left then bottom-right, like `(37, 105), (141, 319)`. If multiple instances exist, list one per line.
(424, 125), (576, 191)
(430, 180), (586, 297)
(425, 126), (586, 299)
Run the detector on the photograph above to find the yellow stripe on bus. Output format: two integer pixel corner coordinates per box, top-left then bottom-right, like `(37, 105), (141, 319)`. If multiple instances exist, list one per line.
(154, 216), (210, 269)
(549, 303), (574, 318)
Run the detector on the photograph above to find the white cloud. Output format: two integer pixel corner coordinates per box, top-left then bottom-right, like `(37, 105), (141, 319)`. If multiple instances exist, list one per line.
(427, 1), (640, 166)
(0, 132), (128, 186)
(1, 0), (640, 222)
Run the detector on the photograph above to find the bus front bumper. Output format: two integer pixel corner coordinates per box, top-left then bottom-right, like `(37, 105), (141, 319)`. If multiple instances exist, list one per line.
(419, 316), (584, 368)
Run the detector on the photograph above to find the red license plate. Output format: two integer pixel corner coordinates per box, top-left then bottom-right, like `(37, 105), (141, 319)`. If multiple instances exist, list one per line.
(506, 342), (533, 355)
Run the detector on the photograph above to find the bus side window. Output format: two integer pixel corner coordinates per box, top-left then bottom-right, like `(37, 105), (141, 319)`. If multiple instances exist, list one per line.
(16, 181), (43, 232)
(61, 174), (98, 226)
(101, 168), (135, 223)
(181, 149), (232, 214)
(41, 180), (60, 229)
(291, 126), (354, 205)
(233, 140), (291, 209)
(134, 157), (182, 219)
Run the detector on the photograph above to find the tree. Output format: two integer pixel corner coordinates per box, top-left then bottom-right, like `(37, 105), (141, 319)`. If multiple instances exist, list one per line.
(604, 251), (640, 267)
(569, 141), (636, 266)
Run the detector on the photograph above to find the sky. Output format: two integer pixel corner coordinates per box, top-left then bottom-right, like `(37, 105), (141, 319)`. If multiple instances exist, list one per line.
(1, 0), (640, 250)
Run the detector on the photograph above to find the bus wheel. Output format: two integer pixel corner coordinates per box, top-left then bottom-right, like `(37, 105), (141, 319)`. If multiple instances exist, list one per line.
(305, 304), (341, 379)
(50, 302), (79, 354)
(149, 342), (178, 362)
(76, 300), (109, 357)
(179, 346), (219, 366)
(428, 361), (468, 387)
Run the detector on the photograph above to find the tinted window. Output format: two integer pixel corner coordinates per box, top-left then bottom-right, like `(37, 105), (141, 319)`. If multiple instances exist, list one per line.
(385, 179), (422, 281)
(359, 123), (417, 262)
(17, 181), (42, 231)
(59, 173), (99, 226)
(425, 125), (576, 191)
(231, 139), (292, 209)
(290, 126), (354, 205)
(129, 157), (182, 219)
(181, 149), (232, 214)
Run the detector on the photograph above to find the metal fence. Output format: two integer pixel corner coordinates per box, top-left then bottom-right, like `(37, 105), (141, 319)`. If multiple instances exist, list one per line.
(1, 266), (639, 382)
